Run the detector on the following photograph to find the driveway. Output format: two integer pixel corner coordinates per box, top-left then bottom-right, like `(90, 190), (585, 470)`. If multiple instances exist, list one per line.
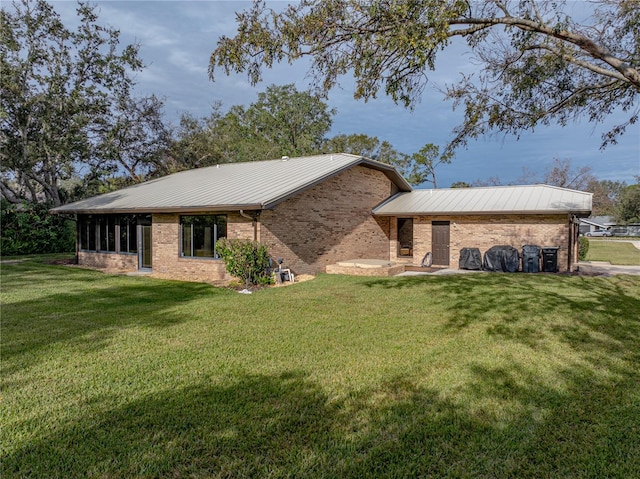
(577, 262), (640, 276)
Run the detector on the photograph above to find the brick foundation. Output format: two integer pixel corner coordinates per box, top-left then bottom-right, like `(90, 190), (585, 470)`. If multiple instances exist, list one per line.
(77, 251), (138, 272)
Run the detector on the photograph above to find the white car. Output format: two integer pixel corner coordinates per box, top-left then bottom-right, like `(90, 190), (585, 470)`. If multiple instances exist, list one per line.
(585, 230), (612, 237)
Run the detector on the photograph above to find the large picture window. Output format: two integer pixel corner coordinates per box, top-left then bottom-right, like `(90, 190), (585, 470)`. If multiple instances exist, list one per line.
(180, 215), (227, 258)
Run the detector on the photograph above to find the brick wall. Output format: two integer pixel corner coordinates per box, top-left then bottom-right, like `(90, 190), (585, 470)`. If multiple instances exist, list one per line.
(77, 251), (138, 272)
(408, 214), (571, 271)
(150, 212), (253, 282)
(259, 165), (393, 275)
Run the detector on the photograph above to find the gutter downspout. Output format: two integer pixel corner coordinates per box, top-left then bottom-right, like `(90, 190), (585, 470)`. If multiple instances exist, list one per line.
(239, 210), (259, 241)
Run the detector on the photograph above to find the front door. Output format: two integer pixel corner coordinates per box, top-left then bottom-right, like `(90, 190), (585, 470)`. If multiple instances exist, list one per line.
(139, 224), (152, 270)
(432, 221), (450, 266)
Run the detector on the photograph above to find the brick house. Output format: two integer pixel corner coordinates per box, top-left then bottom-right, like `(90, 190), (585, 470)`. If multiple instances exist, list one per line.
(373, 185), (592, 272)
(52, 154), (592, 279)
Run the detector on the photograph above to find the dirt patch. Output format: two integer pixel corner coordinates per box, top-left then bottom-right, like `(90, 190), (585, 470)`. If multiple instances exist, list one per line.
(48, 258), (77, 265)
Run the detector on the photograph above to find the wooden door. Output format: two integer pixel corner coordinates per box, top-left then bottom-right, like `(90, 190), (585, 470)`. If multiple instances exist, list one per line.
(432, 221), (450, 266)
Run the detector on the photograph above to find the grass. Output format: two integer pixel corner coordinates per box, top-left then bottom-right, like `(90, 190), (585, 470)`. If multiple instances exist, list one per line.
(585, 240), (640, 265)
(2, 258), (640, 478)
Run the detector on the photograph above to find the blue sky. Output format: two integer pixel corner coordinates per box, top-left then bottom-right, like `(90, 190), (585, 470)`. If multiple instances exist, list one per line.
(52, 1), (639, 187)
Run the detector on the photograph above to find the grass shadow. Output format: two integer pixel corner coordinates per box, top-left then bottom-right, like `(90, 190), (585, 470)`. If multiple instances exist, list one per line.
(3, 365), (639, 478)
(1, 262), (228, 373)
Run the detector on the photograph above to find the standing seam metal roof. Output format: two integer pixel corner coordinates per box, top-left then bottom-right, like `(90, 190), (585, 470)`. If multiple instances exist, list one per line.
(51, 153), (412, 214)
(373, 185), (592, 215)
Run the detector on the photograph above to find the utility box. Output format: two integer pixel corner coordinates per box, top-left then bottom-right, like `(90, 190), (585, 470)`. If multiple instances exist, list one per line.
(542, 247), (559, 273)
(522, 245), (541, 273)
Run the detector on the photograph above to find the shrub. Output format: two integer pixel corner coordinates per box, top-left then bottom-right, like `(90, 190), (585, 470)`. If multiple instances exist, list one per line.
(578, 236), (589, 260)
(0, 201), (76, 256)
(216, 238), (272, 290)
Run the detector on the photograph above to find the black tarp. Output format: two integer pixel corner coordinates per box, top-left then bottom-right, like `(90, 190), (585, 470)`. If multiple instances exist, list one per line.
(522, 245), (541, 273)
(459, 247), (482, 270)
(483, 245), (520, 272)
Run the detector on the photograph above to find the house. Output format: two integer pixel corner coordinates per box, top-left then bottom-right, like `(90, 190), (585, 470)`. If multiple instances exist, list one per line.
(52, 153), (592, 279)
(579, 216), (640, 236)
(373, 185), (591, 272)
(579, 216), (615, 235)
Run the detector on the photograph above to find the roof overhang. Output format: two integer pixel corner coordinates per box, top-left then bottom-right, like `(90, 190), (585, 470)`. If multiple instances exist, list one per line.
(52, 205), (265, 215)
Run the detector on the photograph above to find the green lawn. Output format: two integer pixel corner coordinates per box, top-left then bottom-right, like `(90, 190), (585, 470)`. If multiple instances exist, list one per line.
(2, 259), (640, 478)
(585, 240), (640, 265)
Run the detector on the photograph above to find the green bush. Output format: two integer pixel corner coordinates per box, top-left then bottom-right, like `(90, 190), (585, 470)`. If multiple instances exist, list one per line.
(578, 236), (589, 261)
(0, 201), (76, 256)
(216, 238), (272, 290)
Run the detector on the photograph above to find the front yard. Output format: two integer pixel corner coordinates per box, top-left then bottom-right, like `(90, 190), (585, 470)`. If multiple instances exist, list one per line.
(584, 239), (640, 265)
(2, 259), (639, 478)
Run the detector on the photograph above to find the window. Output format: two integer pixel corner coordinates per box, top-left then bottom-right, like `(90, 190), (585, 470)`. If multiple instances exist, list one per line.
(180, 215), (227, 258)
(79, 216), (97, 251)
(119, 215), (138, 253)
(98, 216), (117, 252)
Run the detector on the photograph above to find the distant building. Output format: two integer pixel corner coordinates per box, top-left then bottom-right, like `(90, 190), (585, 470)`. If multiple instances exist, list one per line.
(579, 216), (640, 236)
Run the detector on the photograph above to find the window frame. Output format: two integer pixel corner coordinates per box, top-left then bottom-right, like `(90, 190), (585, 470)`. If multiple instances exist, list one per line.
(180, 214), (227, 259)
(78, 214), (143, 254)
(119, 215), (138, 254)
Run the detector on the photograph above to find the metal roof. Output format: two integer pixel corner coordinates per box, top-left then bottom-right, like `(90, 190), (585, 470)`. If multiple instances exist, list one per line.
(373, 185), (592, 216)
(52, 153), (411, 214)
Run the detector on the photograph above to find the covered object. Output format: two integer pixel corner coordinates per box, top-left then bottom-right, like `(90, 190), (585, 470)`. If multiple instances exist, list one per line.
(483, 245), (520, 272)
(459, 248), (482, 270)
(522, 245), (541, 273)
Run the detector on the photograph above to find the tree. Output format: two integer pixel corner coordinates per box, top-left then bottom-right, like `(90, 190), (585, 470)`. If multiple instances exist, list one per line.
(450, 181), (472, 188)
(210, 1), (640, 152)
(170, 84), (334, 165)
(586, 179), (627, 216)
(97, 94), (172, 183)
(1, 0), (167, 206)
(539, 158), (596, 191)
(616, 184), (640, 224)
(243, 83), (335, 157)
(170, 104), (226, 170)
(323, 133), (405, 164)
(400, 143), (453, 188)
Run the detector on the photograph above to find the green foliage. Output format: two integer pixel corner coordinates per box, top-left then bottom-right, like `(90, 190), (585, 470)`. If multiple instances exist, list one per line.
(399, 143), (452, 187)
(616, 184), (640, 224)
(587, 179), (628, 216)
(211, 1), (640, 152)
(1, 0), (168, 206)
(578, 236), (589, 261)
(0, 201), (75, 255)
(171, 84), (334, 167)
(215, 238), (272, 289)
(323, 133), (406, 165)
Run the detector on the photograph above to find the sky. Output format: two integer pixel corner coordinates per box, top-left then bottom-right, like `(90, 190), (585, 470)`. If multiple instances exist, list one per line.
(50, 0), (639, 188)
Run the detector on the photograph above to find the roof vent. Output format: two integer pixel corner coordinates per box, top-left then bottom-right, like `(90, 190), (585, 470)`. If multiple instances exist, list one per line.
(281, 156), (289, 161)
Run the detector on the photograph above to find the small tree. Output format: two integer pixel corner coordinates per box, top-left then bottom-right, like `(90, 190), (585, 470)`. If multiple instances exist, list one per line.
(215, 238), (272, 291)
